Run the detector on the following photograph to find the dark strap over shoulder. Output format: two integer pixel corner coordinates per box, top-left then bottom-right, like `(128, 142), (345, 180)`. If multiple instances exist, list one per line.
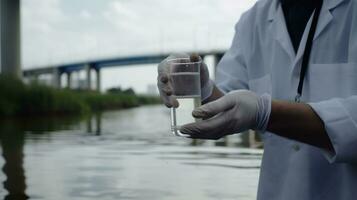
(295, 0), (323, 102)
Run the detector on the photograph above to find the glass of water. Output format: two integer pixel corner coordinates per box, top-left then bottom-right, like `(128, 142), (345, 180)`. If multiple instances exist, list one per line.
(168, 57), (202, 137)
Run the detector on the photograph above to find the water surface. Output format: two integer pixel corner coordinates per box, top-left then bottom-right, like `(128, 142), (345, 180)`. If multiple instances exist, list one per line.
(0, 105), (262, 200)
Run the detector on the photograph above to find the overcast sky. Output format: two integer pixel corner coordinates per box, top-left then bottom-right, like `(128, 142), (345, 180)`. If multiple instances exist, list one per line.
(21, 0), (256, 93)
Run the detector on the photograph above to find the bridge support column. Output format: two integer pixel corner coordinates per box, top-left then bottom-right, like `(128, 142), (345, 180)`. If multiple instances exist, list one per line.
(213, 54), (223, 69)
(95, 68), (101, 92)
(29, 74), (39, 83)
(0, 0), (21, 78)
(85, 65), (91, 90)
(52, 68), (61, 88)
(66, 72), (72, 89)
(213, 54), (224, 79)
(213, 54), (223, 67)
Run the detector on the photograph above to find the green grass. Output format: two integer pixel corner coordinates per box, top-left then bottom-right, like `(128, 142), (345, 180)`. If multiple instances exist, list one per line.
(0, 75), (161, 117)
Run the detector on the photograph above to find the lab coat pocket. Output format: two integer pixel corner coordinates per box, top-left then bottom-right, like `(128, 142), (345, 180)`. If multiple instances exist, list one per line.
(308, 63), (357, 102)
(248, 74), (272, 95)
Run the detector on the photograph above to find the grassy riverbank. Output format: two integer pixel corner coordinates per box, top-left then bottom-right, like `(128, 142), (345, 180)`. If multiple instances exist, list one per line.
(0, 76), (160, 117)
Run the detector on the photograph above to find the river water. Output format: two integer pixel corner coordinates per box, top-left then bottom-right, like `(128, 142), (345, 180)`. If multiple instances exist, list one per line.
(0, 105), (262, 200)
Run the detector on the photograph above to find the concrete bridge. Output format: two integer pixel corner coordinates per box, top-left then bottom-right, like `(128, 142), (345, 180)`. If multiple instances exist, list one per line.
(22, 52), (225, 91)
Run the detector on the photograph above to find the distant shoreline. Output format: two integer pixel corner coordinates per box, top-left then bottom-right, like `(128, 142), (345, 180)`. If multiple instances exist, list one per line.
(0, 75), (161, 117)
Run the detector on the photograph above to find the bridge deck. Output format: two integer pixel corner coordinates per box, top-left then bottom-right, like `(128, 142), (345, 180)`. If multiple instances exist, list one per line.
(23, 51), (225, 76)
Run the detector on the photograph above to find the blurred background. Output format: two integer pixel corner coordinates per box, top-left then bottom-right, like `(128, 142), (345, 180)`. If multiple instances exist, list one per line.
(0, 0), (262, 199)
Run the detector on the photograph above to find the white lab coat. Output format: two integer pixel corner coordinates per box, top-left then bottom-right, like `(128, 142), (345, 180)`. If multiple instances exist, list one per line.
(216, 0), (357, 199)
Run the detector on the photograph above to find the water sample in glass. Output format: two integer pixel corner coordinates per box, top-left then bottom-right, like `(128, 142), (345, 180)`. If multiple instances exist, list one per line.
(171, 96), (201, 136)
(168, 57), (202, 137)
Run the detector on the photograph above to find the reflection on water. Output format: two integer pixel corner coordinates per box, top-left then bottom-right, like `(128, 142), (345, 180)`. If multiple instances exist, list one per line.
(0, 105), (262, 200)
(1, 127), (28, 200)
(86, 113), (102, 136)
(0, 116), (82, 200)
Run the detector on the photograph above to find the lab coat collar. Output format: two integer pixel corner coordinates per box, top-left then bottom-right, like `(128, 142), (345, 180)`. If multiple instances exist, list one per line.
(290, 13), (314, 78)
(267, 0), (346, 22)
(269, 0), (295, 60)
(313, 0), (347, 40)
(267, 0), (279, 22)
(289, 0), (347, 93)
(268, 0), (347, 60)
(327, 0), (347, 9)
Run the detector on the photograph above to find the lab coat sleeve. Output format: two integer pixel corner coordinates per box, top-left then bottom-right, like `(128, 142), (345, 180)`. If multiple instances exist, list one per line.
(215, 14), (250, 93)
(309, 96), (357, 164)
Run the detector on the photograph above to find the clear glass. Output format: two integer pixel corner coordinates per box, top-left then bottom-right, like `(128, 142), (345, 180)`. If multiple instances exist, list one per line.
(168, 58), (202, 137)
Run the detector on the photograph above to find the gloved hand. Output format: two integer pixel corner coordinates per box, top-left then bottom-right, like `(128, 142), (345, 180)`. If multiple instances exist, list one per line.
(180, 90), (272, 140)
(157, 53), (214, 108)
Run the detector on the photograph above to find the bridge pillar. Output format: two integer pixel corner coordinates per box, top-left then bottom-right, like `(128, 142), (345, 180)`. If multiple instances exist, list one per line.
(28, 74), (38, 83)
(85, 65), (91, 90)
(0, 0), (21, 78)
(95, 68), (101, 92)
(33, 74), (39, 82)
(52, 68), (61, 88)
(66, 72), (72, 89)
(213, 54), (223, 68)
(213, 54), (224, 79)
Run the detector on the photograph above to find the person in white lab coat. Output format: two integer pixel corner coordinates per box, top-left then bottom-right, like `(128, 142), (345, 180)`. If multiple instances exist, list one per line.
(157, 0), (357, 199)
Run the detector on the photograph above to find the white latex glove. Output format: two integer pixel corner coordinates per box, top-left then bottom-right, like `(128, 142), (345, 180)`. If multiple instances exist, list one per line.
(157, 53), (214, 108)
(180, 90), (272, 140)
